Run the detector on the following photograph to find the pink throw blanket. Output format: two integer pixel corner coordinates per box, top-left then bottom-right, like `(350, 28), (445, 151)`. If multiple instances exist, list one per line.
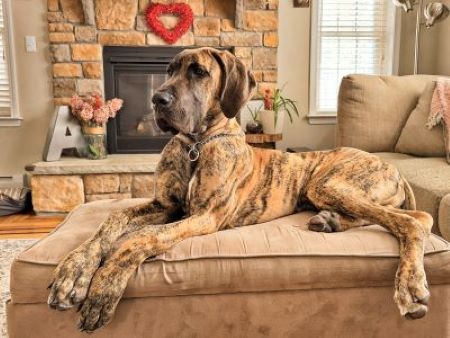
(427, 78), (450, 163)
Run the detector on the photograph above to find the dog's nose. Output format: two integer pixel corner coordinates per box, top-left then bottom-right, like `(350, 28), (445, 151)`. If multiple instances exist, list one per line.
(152, 91), (173, 107)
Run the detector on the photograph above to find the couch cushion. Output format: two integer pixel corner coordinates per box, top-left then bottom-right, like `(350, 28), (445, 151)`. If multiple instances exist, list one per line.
(395, 82), (446, 157)
(440, 195), (450, 241)
(337, 74), (438, 152)
(10, 199), (450, 304)
(376, 153), (450, 236)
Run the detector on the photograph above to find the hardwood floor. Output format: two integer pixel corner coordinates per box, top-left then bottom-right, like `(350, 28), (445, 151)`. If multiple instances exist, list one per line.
(0, 213), (64, 239)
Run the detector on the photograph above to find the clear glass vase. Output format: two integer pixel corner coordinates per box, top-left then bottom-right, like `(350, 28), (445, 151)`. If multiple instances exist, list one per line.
(82, 125), (107, 160)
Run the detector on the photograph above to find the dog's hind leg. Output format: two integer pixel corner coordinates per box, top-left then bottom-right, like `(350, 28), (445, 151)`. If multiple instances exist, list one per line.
(309, 189), (432, 320)
(355, 203), (432, 320)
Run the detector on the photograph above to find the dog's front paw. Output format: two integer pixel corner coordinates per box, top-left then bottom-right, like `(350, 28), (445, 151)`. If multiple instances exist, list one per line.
(394, 265), (430, 320)
(48, 243), (102, 311)
(77, 266), (127, 332)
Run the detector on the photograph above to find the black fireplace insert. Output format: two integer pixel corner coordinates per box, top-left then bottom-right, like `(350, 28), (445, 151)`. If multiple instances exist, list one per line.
(104, 46), (184, 154)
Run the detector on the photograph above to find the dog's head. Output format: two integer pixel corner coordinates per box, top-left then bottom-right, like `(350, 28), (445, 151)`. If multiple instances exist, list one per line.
(152, 47), (256, 135)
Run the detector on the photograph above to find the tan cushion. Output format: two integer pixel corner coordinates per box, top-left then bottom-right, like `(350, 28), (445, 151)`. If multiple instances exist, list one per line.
(10, 199), (450, 304)
(337, 74), (438, 152)
(376, 154), (450, 236)
(439, 194), (450, 241)
(395, 82), (446, 157)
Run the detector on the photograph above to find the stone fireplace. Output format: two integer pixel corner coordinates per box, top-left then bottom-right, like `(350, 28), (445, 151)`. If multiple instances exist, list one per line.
(48, 0), (279, 114)
(29, 0), (279, 214)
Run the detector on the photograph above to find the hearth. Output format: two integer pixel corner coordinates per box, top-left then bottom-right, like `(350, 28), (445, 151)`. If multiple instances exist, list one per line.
(104, 46), (184, 154)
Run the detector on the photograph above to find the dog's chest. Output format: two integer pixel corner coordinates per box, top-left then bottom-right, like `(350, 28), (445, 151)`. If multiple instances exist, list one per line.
(183, 165), (200, 214)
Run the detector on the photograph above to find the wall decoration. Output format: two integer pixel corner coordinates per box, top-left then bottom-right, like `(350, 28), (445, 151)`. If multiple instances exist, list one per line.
(293, 0), (310, 8)
(43, 106), (86, 162)
(424, 2), (449, 28)
(146, 3), (194, 44)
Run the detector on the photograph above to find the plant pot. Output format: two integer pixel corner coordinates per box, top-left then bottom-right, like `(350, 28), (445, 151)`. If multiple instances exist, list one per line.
(82, 124), (107, 160)
(245, 120), (263, 134)
(260, 109), (284, 134)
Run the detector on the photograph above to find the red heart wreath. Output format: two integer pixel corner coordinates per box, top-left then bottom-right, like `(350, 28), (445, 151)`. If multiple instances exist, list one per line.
(146, 3), (194, 45)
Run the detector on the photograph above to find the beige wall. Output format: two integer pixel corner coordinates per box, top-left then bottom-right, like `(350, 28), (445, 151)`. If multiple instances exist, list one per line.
(276, 1), (336, 151)
(1, 1), (449, 177)
(0, 0), (52, 177)
(399, 0), (450, 76)
(436, 11), (450, 75)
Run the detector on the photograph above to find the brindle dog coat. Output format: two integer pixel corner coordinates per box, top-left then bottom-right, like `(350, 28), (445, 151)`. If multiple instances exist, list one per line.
(48, 48), (433, 332)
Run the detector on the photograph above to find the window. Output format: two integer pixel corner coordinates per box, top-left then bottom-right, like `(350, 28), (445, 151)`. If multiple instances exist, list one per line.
(0, 0), (19, 126)
(309, 0), (398, 123)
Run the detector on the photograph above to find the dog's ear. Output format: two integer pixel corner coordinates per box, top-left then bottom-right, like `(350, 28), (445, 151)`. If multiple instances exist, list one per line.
(210, 49), (256, 118)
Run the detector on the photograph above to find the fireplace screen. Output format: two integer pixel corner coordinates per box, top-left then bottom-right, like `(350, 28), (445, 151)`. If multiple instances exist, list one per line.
(104, 46), (184, 153)
(117, 72), (167, 137)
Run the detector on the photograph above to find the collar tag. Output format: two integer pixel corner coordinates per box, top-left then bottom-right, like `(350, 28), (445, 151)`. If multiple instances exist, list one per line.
(187, 143), (200, 162)
(185, 131), (244, 162)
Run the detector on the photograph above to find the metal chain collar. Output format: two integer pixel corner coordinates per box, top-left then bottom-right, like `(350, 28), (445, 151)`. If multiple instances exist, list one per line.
(186, 132), (245, 162)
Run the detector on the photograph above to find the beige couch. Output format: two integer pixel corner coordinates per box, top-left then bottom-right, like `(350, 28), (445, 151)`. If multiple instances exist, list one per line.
(337, 74), (450, 240)
(7, 197), (450, 337)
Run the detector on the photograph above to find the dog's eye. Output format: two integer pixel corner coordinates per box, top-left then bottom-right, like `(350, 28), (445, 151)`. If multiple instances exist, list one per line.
(167, 62), (180, 76)
(189, 64), (208, 78)
(193, 67), (205, 76)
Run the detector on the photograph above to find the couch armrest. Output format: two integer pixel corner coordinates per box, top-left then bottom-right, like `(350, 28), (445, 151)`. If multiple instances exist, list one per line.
(439, 194), (450, 241)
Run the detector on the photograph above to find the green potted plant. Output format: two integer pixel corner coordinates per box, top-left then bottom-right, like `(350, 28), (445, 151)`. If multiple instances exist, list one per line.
(245, 103), (263, 134)
(259, 87), (299, 134)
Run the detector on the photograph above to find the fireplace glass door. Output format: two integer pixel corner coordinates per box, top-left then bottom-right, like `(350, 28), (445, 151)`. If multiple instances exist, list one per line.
(116, 67), (168, 138)
(104, 46), (184, 153)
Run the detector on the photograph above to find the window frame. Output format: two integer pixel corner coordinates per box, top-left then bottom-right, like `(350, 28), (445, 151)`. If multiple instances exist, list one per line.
(308, 0), (400, 125)
(0, 0), (20, 127)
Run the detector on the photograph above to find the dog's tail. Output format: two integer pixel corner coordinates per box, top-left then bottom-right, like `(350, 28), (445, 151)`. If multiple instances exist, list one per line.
(402, 176), (416, 210)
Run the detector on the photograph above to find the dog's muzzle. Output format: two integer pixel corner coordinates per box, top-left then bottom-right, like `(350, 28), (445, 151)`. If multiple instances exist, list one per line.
(154, 116), (174, 132)
(152, 90), (174, 107)
(152, 90), (179, 133)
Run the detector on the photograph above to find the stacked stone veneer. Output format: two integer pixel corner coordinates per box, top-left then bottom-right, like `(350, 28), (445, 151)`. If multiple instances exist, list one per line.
(28, 154), (161, 213)
(37, 0), (279, 213)
(31, 173), (155, 213)
(48, 0), (279, 105)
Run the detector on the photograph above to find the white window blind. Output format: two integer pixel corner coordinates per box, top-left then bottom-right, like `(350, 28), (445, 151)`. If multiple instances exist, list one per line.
(310, 0), (397, 118)
(0, 1), (11, 116)
(0, 0), (18, 125)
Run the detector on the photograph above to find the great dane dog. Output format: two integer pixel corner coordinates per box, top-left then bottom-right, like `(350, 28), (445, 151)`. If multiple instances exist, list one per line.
(48, 47), (433, 332)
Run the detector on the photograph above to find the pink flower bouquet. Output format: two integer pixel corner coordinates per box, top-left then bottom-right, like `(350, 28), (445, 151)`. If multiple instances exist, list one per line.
(70, 92), (123, 127)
